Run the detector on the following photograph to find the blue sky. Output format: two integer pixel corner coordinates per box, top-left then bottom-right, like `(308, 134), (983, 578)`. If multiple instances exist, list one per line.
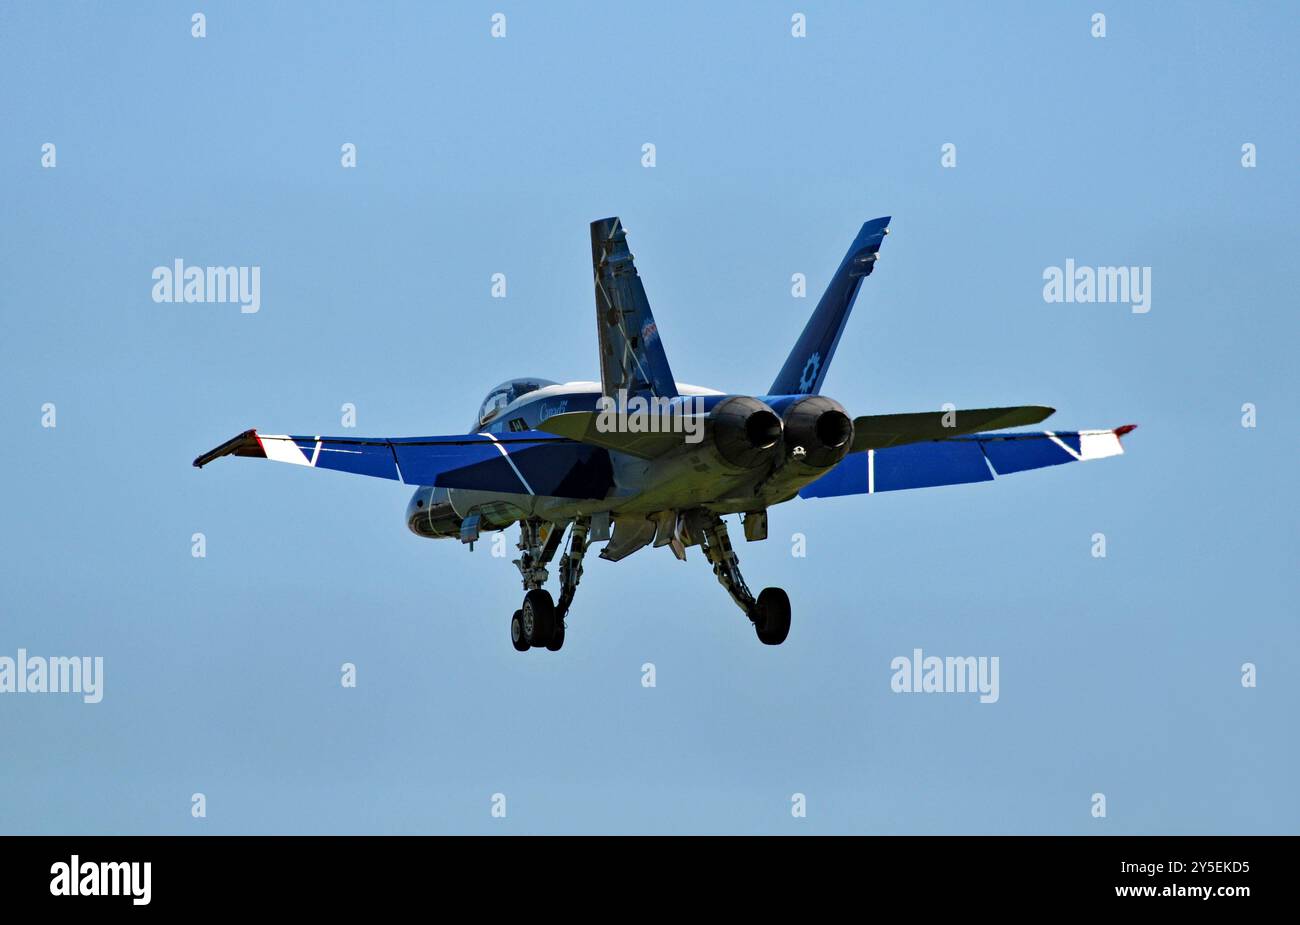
(1, 1), (1296, 834)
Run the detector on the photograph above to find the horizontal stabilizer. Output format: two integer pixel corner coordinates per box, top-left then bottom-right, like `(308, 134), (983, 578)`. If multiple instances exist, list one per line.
(193, 429), (614, 499)
(535, 411), (693, 459)
(800, 425), (1135, 499)
(850, 405), (1055, 453)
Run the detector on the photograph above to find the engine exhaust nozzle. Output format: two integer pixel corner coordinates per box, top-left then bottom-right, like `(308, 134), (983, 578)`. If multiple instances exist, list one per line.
(782, 396), (854, 469)
(709, 396), (783, 469)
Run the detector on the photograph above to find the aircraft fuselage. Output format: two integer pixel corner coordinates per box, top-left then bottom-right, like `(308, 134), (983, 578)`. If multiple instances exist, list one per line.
(404, 380), (838, 540)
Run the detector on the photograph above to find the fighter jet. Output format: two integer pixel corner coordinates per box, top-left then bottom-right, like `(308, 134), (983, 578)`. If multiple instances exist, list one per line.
(194, 217), (1135, 651)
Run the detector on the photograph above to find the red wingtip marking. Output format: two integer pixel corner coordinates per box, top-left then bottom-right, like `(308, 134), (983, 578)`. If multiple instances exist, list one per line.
(1114, 424), (1137, 437)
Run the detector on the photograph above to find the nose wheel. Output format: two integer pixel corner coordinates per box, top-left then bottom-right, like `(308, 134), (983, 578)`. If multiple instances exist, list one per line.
(508, 517), (588, 652)
(509, 589), (566, 650)
(513, 588), (559, 649)
(510, 609), (529, 652)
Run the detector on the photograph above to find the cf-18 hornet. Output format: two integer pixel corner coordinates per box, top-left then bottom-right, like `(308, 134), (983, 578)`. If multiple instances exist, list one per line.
(195, 217), (1135, 651)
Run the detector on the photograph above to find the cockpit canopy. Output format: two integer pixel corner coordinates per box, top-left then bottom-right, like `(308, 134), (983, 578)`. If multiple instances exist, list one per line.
(476, 378), (556, 427)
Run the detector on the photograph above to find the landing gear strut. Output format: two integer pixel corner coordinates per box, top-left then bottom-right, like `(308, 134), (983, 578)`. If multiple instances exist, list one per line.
(509, 517), (590, 651)
(694, 512), (791, 645)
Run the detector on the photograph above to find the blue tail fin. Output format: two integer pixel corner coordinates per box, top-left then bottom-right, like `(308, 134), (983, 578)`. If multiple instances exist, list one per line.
(591, 217), (679, 399)
(769, 216), (891, 395)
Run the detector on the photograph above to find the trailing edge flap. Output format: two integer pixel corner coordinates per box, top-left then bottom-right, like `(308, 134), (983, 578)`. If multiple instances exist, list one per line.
(849, 406), (1055, 453)
(536, 410), (694, 459)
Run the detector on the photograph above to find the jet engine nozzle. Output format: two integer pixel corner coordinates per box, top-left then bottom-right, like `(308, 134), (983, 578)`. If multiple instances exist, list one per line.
(782, 396), (854, 469)
(709, 396), (784, 469)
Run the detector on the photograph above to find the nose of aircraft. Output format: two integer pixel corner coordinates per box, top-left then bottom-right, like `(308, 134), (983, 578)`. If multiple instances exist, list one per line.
(405, 487), (432, 524)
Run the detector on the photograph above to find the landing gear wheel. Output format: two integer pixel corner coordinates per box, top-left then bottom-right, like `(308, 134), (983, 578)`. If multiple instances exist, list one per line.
(521, 589), (556, 648)
(545, 620), (565, 652)
(753, 587), (791, 645)
(510, 609), (529, 652)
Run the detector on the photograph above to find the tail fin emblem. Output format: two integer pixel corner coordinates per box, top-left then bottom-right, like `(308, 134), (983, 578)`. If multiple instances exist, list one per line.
(798, 353), (822, 394)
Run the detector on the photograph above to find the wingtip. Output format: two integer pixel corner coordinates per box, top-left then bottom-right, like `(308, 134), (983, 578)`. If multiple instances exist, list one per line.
(193, 428), (261, 469)
(1114, 424), (1138, 437)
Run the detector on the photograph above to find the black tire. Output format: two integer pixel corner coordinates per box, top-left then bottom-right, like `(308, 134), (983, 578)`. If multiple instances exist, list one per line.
(545, 620), (565, 652)
(754, 587), (791, 645)
(521, 589), (556, 647)
(510, 609), (529, 651)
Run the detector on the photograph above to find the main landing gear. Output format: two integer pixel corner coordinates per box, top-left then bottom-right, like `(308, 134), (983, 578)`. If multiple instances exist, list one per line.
(692, 512), (791, 645)
(510, 517), (589, 652)
(506, 512), (789, 649)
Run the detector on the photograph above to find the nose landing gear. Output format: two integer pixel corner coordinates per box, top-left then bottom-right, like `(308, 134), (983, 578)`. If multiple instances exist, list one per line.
(510, 609), (528, 651)
(508, 517), (589, 652)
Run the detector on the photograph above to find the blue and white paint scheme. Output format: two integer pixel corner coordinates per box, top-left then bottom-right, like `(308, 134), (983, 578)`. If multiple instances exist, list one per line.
(194, 216), (1136, 651)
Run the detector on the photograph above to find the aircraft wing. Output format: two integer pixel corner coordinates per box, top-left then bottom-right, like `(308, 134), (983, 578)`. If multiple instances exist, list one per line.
(800, 426), (1135, 499)
(192, 429), (614, 499)
(849, 405), (1055, 452)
